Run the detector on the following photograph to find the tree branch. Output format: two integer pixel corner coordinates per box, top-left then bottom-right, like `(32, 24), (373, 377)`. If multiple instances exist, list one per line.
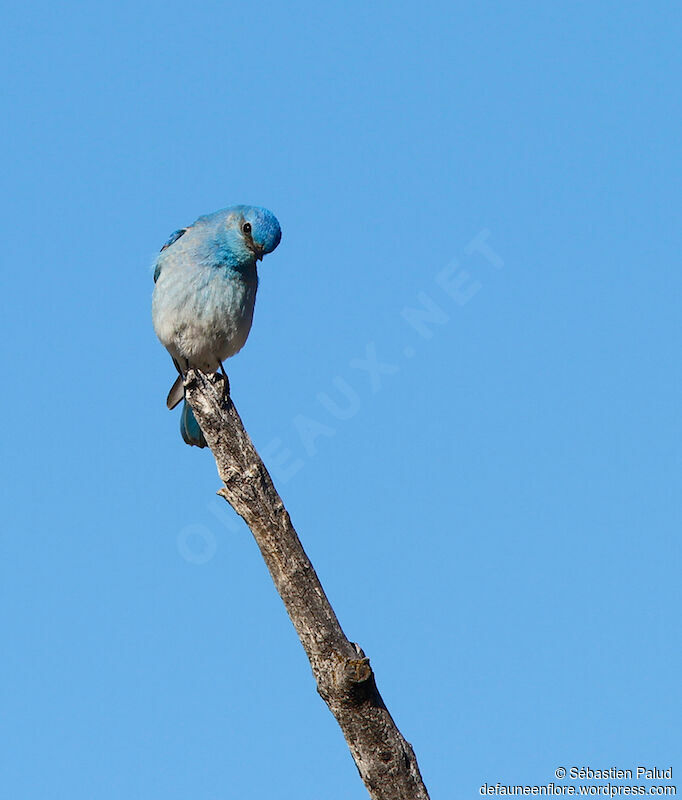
(184, 369), (430, 800)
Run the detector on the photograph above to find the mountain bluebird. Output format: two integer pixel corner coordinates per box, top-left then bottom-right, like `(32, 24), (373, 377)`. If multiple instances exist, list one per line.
(152, 205), (282, 447)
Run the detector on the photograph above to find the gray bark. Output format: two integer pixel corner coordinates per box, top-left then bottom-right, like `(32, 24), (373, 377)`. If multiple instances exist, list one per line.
(184, 369), (430, 800)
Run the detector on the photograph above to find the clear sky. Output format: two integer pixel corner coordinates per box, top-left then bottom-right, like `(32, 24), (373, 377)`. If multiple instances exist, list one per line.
(2, 2), (680, 797)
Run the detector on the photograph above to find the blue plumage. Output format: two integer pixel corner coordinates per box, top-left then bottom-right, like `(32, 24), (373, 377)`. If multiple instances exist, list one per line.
(180, 397), (207, 448)
(152, 205), (281, 447)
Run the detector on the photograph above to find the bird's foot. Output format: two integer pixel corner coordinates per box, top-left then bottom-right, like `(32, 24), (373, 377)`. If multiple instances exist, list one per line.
(217, 361), (230, 399)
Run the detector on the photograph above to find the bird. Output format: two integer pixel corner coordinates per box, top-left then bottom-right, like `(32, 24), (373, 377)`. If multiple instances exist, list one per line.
(152, 205), (282, 447)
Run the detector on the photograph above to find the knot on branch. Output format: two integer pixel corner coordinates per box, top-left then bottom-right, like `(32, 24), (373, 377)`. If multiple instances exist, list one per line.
(345, 656), (373, 686)
(318, 648), (377, 707)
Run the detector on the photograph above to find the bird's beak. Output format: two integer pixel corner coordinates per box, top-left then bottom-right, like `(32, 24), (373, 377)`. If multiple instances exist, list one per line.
(248, 240), (265, 261)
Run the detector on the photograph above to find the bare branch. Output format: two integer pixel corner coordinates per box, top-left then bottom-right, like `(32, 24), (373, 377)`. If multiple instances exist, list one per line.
(184, 369), (430, 800)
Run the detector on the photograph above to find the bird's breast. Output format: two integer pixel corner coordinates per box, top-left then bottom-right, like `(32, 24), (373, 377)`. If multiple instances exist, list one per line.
(152, 263), (258, 371)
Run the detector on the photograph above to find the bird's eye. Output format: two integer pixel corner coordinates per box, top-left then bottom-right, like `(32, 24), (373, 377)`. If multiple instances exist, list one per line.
(242, 222), (252, 235)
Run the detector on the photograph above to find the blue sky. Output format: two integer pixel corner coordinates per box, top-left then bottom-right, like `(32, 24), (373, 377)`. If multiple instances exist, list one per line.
(2, 1), (680, 797)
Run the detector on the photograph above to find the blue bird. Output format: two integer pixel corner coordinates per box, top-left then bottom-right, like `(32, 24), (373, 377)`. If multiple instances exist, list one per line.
(152, 205), (282, 447)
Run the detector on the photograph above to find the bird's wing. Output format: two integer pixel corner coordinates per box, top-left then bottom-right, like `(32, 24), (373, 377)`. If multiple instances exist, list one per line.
(154, 227), (189, 283)
(160, 227), (189, 252)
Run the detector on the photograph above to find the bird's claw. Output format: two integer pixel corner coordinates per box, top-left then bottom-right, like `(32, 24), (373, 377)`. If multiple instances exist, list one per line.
(217, 361), (230, 399)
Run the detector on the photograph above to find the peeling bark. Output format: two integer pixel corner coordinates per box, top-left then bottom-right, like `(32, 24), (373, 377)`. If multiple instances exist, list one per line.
(184, 370), (430, 800)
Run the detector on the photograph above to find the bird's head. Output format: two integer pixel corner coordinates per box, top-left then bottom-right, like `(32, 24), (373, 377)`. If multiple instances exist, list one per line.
(220, 205), (282, 266)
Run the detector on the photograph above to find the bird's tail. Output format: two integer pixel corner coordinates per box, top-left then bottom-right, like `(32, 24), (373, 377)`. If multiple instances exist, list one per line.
(166, 375), (184, 409)
(180, 399), (207, 448)
(165, 372), (206, 447)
